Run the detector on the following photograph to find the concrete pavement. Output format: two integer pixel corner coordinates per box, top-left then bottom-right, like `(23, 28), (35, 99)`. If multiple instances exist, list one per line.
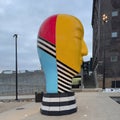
(0, 92), (120, 120)
(0, 95), (35, 102)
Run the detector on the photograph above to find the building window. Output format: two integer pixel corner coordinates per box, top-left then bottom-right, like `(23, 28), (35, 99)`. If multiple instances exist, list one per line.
(112, 11), (118, 17)
(111, 32), (118, 38)
(110, 56), (118, 62)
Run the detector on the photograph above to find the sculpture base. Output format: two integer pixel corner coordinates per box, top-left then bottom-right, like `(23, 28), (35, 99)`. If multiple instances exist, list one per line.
(40, 92), (77, 116)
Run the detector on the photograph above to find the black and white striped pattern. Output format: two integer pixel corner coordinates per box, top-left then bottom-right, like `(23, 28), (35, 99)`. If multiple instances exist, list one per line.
(57, 60), (79, 93)
(37, 37), (79, 93)
(40, 92), (77, 116)
(37, 37), (56, 58)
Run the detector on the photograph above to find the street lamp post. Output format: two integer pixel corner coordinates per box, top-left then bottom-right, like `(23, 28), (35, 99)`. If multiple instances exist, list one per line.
(13, 34), (18, 100)
(102, 14), (108, 89)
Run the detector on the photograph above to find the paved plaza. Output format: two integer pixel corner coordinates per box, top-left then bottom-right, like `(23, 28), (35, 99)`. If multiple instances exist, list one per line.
(0, 92), (120, 120)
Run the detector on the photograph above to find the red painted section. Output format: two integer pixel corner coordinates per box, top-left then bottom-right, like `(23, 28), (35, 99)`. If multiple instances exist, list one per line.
(38, 15), (57, 45)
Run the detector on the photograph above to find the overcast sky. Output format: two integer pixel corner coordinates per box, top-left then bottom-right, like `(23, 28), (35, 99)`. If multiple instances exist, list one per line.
(0, 0), (93, 72)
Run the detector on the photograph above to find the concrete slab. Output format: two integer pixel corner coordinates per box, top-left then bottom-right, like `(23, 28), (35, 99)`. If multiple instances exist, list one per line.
(0, 92), (120, 120)
(0, 95), (34, 102)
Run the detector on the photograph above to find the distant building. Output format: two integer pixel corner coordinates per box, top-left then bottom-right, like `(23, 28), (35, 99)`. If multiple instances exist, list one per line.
(83, 60), (92, 75)
(92, 0), (120, 88)
(1, 70), (14, 74)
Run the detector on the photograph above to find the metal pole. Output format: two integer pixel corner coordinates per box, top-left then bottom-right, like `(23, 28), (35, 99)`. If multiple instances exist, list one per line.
(13, 34), (18, 100)
(81, 68), (84, 89)
(103, 48), (105, 89)
(102, 14), (108, 89)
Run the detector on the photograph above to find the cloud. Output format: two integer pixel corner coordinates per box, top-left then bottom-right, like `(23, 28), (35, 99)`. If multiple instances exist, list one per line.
(0, 0), (93, 72)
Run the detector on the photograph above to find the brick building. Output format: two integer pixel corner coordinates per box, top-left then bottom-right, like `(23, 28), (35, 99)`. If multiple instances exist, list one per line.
(92, 0), (120, 88)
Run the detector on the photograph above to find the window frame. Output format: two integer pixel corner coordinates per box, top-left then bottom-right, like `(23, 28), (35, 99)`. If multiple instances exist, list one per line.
(110, 55), (118, 62)
(111, 32), (118, 38)
(112, 11), (118, 17)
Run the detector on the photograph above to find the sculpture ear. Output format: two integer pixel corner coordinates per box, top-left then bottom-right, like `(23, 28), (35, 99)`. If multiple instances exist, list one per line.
(81, 40), (88, 57)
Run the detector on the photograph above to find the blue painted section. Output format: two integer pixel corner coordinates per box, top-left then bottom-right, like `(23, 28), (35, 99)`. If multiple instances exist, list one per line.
(37, 48), (58, 93)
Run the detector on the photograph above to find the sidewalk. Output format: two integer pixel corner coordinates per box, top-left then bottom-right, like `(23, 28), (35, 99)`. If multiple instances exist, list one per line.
(0, 95), (35, 102)
(0, 92), (120, 120)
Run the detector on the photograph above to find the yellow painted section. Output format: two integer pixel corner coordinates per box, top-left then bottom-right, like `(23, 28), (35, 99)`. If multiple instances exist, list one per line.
(81, 39), (88, 56)
(56, 14), (88, 72)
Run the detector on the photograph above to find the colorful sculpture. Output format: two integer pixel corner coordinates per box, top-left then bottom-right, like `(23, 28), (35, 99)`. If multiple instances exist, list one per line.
(37, 14), (88, 115)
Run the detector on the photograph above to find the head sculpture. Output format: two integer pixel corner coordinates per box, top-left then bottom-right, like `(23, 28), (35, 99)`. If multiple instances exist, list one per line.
(37, 14), (88, 93)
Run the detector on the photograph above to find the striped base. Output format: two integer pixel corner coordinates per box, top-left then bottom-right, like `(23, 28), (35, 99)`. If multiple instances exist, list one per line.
(40, 92), (77, 116)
